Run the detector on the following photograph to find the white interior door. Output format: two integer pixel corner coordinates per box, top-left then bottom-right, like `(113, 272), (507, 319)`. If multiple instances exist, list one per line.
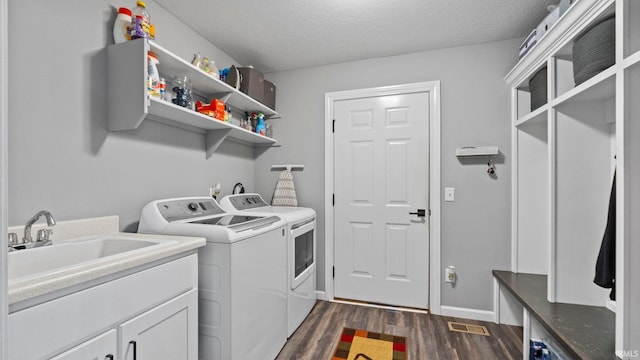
(333, 91), (430, 309)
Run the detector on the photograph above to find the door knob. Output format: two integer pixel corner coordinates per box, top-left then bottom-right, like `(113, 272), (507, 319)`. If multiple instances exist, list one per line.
(409, 209), (426, 217)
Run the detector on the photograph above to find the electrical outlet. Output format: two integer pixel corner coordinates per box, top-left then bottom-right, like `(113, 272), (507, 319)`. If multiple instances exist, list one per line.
(445, 266), (456, 283)
(445, 187), (455, 202)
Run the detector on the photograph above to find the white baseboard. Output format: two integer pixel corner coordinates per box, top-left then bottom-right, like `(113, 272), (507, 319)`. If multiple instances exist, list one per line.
(315, 290), (327, 300)
(440, 305), (496, 323)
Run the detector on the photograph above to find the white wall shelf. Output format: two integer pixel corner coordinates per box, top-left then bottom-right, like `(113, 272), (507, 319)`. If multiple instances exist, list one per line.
(107, 38), (278, 158)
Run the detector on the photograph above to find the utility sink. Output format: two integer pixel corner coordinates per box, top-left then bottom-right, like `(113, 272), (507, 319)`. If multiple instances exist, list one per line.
(8, 236), (177, 283)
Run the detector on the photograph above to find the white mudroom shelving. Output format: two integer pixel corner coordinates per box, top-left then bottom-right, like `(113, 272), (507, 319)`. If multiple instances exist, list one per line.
(107, 38), (278, 158)
(497, 0), (640, 358)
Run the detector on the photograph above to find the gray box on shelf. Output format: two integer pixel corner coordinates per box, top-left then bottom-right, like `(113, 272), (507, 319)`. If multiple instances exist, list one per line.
(238, 67), (264, 103)
(263, 80), (276, 110)
(529, 67), (547, 111)
(519, 29), (537, 59)
(572, 15), (615, 86)
(536, 6), (560, 40)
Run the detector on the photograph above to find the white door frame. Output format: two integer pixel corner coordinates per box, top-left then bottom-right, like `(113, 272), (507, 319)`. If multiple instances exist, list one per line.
(324, 81), (442, 314)
(1, 0), (9, 355)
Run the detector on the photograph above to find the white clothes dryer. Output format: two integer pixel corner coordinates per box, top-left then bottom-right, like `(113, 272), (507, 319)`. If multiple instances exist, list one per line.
(138, 197), (287, 360)
(220, 193), (316, 337)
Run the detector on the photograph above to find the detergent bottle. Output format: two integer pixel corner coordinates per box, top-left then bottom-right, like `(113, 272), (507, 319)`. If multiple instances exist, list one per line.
(255, 113), (266, 135)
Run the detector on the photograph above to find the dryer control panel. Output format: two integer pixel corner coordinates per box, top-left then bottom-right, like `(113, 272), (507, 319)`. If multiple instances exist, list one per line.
(226, 194), (269, 210)
(156, 198), (225, 222)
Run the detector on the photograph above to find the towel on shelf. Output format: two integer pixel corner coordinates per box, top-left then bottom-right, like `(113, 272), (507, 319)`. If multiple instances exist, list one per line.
(272, 169), (298, 206)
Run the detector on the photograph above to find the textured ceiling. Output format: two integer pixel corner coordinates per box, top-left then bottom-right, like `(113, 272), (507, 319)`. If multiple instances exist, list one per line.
(154, 0), (557, 73)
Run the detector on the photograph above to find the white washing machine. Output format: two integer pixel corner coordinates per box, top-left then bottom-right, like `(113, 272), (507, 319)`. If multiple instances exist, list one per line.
(220, 193), (316, 337)
(138, 197), (288, 360)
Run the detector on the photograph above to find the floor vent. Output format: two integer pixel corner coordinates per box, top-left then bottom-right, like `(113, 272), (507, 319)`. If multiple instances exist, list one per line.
(447, 321), (490, 336)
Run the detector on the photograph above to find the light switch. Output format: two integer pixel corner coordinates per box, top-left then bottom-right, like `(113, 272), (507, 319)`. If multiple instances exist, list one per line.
(444, 187), (455, 202)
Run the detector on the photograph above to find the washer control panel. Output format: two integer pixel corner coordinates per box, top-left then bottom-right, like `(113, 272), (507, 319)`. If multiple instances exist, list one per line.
(226, 194), (269, 210)
(156, 197), (225, 222)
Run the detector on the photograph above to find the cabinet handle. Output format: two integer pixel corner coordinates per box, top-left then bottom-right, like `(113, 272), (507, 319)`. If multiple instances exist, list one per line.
(105, 355), (114, 360)
(129, 340), (137, 360)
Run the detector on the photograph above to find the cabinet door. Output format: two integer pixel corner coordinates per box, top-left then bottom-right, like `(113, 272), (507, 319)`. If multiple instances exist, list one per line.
(50, 329), (117, 360)
(120, 289), (197, 360)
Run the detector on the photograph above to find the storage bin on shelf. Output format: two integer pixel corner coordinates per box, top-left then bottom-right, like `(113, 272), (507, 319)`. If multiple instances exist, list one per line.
(529, 67), (547, 111)
(573, 15), (615, 85)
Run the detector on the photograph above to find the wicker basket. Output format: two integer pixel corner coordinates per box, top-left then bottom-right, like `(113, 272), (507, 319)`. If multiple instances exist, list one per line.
(529, 67), (547, 111)
(573, 15), (615, 86)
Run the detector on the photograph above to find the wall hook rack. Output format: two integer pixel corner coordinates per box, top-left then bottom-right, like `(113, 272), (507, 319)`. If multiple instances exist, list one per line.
(455, 146), (499, 176)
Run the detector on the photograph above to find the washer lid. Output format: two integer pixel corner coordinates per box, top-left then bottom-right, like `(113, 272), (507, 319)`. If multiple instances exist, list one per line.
(190, 215), (281, 232)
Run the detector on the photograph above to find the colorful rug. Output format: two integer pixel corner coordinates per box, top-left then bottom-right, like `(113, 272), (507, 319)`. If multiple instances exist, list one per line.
(332, 327), (407, 360)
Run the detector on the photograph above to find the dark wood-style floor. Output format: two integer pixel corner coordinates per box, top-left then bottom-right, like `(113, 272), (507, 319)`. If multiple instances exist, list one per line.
(276, 301), (523, 360)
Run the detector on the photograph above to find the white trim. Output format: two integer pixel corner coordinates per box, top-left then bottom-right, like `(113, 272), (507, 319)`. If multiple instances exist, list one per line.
(324, 81), (442, 314)
(0, 0), (8, 356)
(315, 290), (327, 301)
(439, 305), (496, 323)
(523, 308), (531, 360)
(510, 88), (519, 273)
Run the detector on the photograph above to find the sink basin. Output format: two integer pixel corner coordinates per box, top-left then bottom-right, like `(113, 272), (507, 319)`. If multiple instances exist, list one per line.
(8, 236), (176, 283)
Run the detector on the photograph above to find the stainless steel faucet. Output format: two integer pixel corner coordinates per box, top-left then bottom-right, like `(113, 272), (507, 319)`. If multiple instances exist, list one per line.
(22, 210), (56, 245)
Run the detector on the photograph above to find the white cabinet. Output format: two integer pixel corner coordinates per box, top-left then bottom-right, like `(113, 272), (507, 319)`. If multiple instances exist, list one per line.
(506, 0), (640, 356)
(8, 254), (198, 360)
(50, 330), (117, 360)
(120, 289), (197, 360)
(107, 38), (279, 158)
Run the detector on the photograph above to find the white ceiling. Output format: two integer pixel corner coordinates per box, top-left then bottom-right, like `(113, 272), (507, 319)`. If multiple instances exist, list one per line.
(154, 0), (557, 73)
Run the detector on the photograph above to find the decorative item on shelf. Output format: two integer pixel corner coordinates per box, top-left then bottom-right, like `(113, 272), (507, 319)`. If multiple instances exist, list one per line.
(172, 75), (192, 108)
(572, 14), (615, 86)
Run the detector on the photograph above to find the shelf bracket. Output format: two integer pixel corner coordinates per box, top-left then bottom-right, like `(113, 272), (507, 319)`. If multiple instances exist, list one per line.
(205, 129), (232, 158)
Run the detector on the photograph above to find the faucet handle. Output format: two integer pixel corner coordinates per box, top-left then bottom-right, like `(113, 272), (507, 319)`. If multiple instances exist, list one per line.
(37, 229), (53, 242)
(8, 232), (18, 245)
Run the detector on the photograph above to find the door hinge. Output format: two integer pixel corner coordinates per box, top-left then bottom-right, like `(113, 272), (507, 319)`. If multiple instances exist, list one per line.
(429, 209), (432, 216)
(333, 266), (335, 278)
(332, 193), (335, 206)
(332, 119), (335, 133)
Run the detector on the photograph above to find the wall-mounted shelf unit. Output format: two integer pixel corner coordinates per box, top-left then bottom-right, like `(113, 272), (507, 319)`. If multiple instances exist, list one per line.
(107, 38), (278, 158)
(501, 0), (640, 357)
(455, 146), (499, 157)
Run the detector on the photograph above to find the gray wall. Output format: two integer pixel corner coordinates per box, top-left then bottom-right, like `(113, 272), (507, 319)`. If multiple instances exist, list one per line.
(8, 0), (254, 231)
(9, 0), (517, 312)
(258, 39), (517, 311)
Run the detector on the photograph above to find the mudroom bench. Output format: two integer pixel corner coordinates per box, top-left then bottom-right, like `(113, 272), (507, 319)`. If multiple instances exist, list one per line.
(493, 270), (615, 359)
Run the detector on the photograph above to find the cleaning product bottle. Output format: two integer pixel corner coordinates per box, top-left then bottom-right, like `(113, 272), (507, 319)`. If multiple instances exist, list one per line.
(147, 51), (161, 98)
(131, 1), (151, 39)
(113, 7), (132, 44)
(255, 112), (266, 135)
